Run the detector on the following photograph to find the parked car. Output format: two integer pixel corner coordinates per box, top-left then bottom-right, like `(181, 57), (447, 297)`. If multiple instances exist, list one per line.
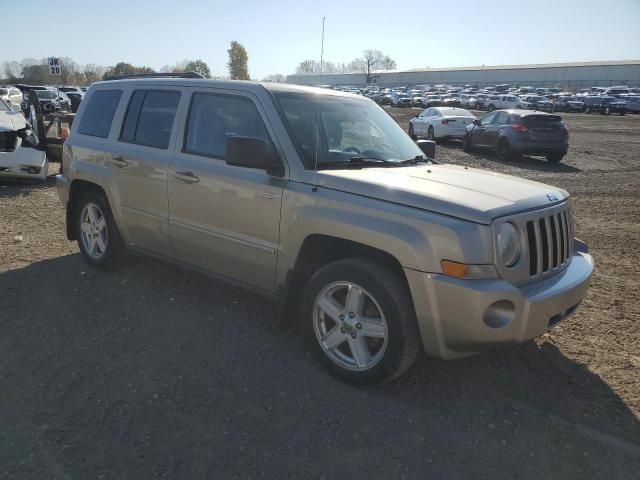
(57, 78), (592, 384)
(621, 96), (640, 113)
(463, 110), (569, 163)
(66, 92), (83, 112)
(58, 86), (85, 95)
(474, 93), (489, 110)
(486, 95), (531, 111)
(0, 98), (48, 182)
(390, 92), (413, 107)
(582, 96), (627, 115)
(409, 107), (475, 141)
(602, 86), (631, 97)
(0, 86), (23, 106)
(458, 94), (477, 109)
(521, 95), (554, 112)
(35, 89), (71, 112)
(553, 96), (585, 112)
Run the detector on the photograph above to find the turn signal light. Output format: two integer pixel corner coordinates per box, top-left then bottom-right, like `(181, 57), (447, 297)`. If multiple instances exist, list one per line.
(441, 260), (498, 280)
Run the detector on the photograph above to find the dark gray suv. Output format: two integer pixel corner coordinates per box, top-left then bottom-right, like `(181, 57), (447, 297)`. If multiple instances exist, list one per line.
(463, 110), (569, 163)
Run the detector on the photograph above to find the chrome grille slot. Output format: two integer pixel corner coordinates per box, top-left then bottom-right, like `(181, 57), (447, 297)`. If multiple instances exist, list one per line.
(495, 201), (573, 286)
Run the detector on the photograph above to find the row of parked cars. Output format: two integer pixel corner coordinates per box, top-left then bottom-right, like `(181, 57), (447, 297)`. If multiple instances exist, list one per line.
(408, 106), (569, 163)
(0, 84), (86, 115)
(342, 84), (640, 116)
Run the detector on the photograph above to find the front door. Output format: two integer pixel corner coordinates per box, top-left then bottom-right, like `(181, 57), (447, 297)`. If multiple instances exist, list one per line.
(470, 111), (496, 147)
(168, 89), (285, 292)
(484, 111), (510, 149)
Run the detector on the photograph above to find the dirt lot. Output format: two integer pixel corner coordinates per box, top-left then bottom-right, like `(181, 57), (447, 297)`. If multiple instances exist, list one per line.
(1, 109), (639, 479)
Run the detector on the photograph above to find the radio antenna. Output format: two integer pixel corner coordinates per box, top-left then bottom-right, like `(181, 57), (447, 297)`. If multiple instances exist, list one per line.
(312, 111), (320, 192)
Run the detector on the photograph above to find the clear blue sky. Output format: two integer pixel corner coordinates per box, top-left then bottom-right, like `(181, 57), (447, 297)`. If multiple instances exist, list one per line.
(6, 0), (640, 78)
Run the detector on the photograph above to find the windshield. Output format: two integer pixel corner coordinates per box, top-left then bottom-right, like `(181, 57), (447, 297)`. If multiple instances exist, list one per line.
(36, 90), (57, 99)
(273, 92), (424, 169)
(439, 107), (473, 117)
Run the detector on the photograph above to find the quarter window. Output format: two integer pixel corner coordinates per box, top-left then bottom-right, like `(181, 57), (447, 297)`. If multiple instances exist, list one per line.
(120, 90), (181, 149)
(479, 112), (496, 126)
(78, 90), (122, 138)
(184, 93), (271, 159)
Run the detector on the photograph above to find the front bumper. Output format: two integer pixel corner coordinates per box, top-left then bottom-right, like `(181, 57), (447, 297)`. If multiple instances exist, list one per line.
(405, 248), (593, 360)
(0, 149), (48, 181)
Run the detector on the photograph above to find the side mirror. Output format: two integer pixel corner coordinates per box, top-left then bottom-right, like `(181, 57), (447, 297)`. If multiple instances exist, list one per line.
(225, 136), (284, 177)
(414, 112), (420, 118)
(473, 119), (480, 126)
(416, 139), (436, 159)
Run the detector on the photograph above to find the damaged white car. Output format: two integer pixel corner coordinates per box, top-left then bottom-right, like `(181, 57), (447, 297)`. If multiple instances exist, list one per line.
(0, 98), (48, 182)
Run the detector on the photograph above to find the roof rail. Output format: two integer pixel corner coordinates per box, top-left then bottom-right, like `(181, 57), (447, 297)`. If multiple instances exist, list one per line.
(103, 71), (205, 81)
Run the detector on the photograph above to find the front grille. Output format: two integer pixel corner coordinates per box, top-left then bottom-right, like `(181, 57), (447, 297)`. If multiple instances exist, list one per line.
(524, 207), (573, 277)
(0, 131), (18, 152)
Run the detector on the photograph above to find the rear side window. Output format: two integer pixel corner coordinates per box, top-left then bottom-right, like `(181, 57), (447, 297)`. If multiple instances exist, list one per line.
(184, 93), (270, 159)
(493, 112), (509, 125)
(120, 90), (181, 149)
(78, 90), (122, 138)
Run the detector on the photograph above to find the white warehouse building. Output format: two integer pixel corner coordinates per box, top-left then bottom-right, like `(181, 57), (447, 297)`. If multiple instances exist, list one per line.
(286, 60), (640, 89)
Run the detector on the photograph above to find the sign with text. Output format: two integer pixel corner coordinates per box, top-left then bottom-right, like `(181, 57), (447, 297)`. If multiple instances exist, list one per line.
(48, 57), (61, 75)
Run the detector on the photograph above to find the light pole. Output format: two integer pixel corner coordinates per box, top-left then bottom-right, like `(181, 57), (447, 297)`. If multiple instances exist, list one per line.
(320, 16), (325, 75)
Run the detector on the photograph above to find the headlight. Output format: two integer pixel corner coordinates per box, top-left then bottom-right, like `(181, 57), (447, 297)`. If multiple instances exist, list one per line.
(497, 222), (521, 267)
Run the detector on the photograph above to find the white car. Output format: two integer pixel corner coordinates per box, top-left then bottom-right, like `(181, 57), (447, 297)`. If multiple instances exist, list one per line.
(0, 98), (48, 182)
(485, 95), (531, 111)
(390, 92), (413, 107)
(0, 86), (23, 106)
(408, 106), (476, 141)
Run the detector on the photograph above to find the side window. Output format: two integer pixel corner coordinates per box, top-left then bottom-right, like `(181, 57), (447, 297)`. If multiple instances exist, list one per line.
(493, 112), (509, 125)
(120, 90), (180, 149)
(479, 112), (496, 126)
(77, 90), (122, 138)
(184, 93), (271, 160)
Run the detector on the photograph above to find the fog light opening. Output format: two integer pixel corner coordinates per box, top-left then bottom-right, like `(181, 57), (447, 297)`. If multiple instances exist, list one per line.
(483, 300), (516, 329)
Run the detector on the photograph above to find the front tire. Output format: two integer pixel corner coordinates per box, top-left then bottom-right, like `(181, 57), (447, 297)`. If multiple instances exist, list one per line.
(302, 258), (420, 385)
(75, 190), (124, 269)
(462, 134), (473, 152)
(408, 123), (416, 140)
(546, 153), (564, 163)
(496, 138), (513, 162)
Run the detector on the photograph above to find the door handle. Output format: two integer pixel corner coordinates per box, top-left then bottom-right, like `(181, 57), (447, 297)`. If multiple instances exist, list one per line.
(174, 170), (199, 183)
(110, 156), (128, 168)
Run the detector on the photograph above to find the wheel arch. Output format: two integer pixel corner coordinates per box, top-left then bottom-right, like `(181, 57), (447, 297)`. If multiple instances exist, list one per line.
(277, 234), (409, 327)
(66, 180), (108, 240)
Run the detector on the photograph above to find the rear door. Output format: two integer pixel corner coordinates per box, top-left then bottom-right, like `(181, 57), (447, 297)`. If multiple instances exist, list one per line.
(168, 89), (286, 292)
(107, 88), (183, 257)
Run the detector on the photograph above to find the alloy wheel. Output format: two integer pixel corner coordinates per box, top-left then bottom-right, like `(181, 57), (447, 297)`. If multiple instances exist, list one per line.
(80, 203), (108, 260)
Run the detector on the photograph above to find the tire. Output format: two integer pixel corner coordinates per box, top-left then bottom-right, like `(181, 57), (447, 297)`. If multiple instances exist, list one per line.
(427, 126), (435, 141)
(462, 134), (473, 152)
(75, 190), (124, 269)
(604, 106), (611, 115)
(546, 153), (564, 163)
(620, 110), (626, 116)
(584, 107), (591, 114)
(302, 258), (421, 385)
(496, 138), (513, 162)
(408, 123), (416, 140)
(488, 104), (496, 112)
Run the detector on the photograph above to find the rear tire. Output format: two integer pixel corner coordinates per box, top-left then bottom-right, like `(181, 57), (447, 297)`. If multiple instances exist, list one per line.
(75, 190), (124, 269)
(546, 153), (564, 164)
(584, 106), (591, 114)
(302, 258), (421, 385)
(427, 126), (435, 141)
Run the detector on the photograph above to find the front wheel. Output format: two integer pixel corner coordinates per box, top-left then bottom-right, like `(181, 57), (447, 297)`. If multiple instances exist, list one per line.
(496, 139), (513, 162)
(302, 258), (421, 385)
(408, 123), (416, 140)
(546, 153), (564, 163)
(462, 134), (473, 152)
(75, 190), (124, 268)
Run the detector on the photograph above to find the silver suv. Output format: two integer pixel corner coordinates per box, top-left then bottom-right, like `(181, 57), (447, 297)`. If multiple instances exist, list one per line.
(56, 75), (593, 384)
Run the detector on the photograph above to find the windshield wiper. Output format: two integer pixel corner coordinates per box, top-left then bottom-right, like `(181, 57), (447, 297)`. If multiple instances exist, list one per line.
(396, 155), (436, 165)
(319, 157), (398, 169)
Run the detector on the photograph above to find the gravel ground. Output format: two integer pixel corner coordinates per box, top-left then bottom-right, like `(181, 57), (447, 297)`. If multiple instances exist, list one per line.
(1, 109), (639, 479)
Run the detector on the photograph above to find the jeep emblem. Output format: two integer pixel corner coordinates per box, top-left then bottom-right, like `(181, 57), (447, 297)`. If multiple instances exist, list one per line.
(547, 193), (559, 202)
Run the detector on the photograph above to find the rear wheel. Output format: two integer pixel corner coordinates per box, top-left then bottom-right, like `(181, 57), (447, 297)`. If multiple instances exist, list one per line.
(496, 139), (513, 162)
(75, 190), (124, 269)
(546, 153), (564, 164)
(302, 258), (421, 385)
(427, 126), (435, 141)
(584, 106), (591, 114)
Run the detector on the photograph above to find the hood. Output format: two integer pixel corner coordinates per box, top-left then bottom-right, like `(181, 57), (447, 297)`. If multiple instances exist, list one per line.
(316, 164), (569, 224)
(0, 111), (27, 132)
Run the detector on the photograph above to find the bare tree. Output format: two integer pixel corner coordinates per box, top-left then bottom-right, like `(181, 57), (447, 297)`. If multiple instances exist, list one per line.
(295, 60), (320, 74)
(352, 50), (397, 83)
